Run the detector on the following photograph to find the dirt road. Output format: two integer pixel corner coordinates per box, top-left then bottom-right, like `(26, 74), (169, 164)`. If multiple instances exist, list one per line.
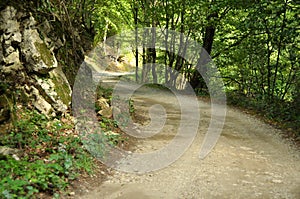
(79, 84), (300, 199)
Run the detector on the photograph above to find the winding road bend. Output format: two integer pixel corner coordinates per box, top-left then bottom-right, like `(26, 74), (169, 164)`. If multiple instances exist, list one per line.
(79, 72), (300, 199)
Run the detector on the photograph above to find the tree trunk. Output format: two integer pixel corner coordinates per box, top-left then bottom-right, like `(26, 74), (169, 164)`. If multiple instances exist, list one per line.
(190, 12), (217, 90)
(134, 3), (139, 82)
(151, 9), (157, 84)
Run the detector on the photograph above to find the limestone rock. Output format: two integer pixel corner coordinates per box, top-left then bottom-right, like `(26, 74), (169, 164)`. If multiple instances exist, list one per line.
(97, 97), (110, 109)
(33, 66), (71, 114)
(5, 46), (15, 55)
(1, 49), (23, 75)
(31, 86), (54, 116)
(21, 28), (57, 74)
(0, 146), (22, 160)
(0, 6), (17, 21)
(0, 6), (71, 122)
(50, 66), (72, 107)
(4, 50), (19, 64)
(97, 97), (113, 118)
(99, 107), (113, 118)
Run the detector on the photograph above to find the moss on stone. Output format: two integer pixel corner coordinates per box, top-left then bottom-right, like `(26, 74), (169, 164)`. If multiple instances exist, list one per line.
(34, 42), (54, 67)
(50, 69), (71, 106)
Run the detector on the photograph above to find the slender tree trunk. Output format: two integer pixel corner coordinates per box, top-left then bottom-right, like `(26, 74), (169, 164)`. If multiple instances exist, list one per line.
(164, 0), (170, 86)
(165, 19), (169, 85)
(102, 20), (109, 55)
(141, 0), (151, 83)
(266, 32), (272, 100)
(151, 2), (157, 84)
(134, 3), (139, 82)
(191, 12), (218, 89)
(272, 0), (287, 98)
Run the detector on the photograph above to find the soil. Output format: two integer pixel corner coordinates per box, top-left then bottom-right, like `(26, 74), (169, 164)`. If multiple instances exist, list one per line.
(73, 83), (300, 199)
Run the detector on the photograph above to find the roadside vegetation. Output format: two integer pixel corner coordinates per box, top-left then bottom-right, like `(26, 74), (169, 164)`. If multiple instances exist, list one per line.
(0, 85), (131, 198)
(0, 108), (93, 198)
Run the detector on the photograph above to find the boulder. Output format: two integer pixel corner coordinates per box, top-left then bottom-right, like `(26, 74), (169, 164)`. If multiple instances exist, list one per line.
(97, 97), (113, 118)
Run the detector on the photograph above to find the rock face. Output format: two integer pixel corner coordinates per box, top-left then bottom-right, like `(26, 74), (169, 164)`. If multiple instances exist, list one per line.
(0, 6), (71, 122)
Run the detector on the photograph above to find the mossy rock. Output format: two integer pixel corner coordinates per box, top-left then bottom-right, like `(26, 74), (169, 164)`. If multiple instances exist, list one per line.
(49, 66), (71, 107)
(34, 42), (55, 67)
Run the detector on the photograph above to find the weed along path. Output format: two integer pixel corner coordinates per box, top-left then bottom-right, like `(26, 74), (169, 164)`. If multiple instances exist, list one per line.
(78, 72), (300, 199)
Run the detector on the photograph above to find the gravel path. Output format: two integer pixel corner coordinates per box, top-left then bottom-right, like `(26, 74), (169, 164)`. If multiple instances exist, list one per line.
(78, 83), (300, 199)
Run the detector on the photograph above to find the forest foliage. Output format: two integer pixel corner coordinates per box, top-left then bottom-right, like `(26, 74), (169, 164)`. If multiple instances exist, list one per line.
(87, 0), (299, 136)
(2, 0), (297, 132)
(0, 0), (299, 198)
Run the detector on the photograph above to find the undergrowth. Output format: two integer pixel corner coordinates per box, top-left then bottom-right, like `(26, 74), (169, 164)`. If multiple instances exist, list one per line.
(0, 86), (134, 198)
(0, 109), (94, 199)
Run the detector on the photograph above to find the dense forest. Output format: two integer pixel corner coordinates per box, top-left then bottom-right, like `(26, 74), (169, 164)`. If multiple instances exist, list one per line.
(83, 0), (299, 133)
(3, 0), (297, 131)
(136, 0), (298, 134)
(0, 0), (299, 198)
